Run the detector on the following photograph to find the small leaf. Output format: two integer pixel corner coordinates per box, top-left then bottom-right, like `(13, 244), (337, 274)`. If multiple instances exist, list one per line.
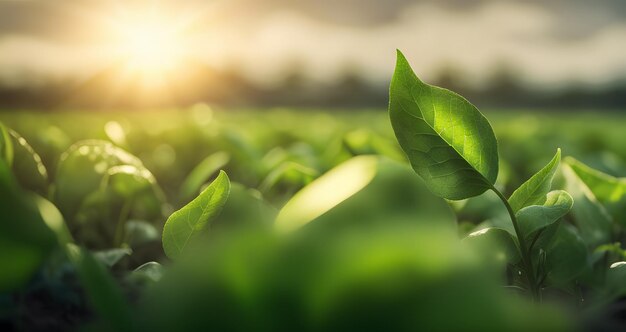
(465, 227), (520, 264)
(389, 50), (498, 200)
(131, 261), (163, 283)
(562, 162), (612, 247)
(162, 171), (231, 259)
(517, 190), (573, 241)
(566, 157), (626, 227)
(508, 149), (561, 213)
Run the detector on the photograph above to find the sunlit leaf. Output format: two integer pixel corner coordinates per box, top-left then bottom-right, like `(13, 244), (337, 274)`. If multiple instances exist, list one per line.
(516, 190), (573, 241)
(276, 156), (456, 233)
(508, 149), (560, 213)
(389, 50), (498, 200)
(0, 122), (13, 166)
(566, 157), (626, 227)
(562, 163), (612, 247)
(162, 171), (230, 259)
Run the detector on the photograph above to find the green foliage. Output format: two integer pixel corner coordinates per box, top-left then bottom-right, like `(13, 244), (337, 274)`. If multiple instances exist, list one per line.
(388, 50), (498, 200)
(508, 149), (561, 213)
(566, 157), (626, 226)
(465, 227), (520, 265)
(162, 171), (231, 259)
(0, 159), (56, 292)
(517, 190), (573, 242)
(562, 161), (612, 247)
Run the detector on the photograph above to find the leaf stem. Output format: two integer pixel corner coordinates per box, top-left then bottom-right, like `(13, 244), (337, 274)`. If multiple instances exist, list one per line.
(114, 198), (133, 248)
(492, 187), (540, 301)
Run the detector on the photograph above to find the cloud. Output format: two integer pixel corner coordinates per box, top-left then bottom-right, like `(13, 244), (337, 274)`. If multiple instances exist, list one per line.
(0, 0), (625, 88)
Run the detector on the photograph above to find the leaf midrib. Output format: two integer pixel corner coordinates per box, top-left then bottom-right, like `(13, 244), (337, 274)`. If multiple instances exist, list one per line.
(394, 77), (492, 187)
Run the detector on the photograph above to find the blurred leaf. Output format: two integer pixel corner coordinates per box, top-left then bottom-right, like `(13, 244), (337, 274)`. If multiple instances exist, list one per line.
(276, 156), (456, 233)
(8, 129), (48, 195)
(545, 225), (588, 284)
(34, 195), (73, 245)
(132, 261), (163, 283)
(465, 227), (521, 265)
(0, 159), (55, 292)
(604, 262), (626, 298)
(162, 171), (231, 259)
(566, 157), (626, 227)
(53, 140), (144, 221)
(562, 162), (612, 247)
(0, 122), (13, 166)
(508, 149), (560, 213)
(388, 50), (498, 200)
(517, 190), (573, 242)
(93, 248), (132, 268)
(66, 244), (132, 331)
(179, 151), (230, 203)
(124, 220), (159, 247)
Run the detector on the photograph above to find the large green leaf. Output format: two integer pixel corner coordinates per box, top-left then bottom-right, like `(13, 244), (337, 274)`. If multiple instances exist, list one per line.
(9, 129), (48, 195)
(388, 50), (498, 200)
(508, 149), (561, 213)
(162, 171), (231, 259)
(562, 163), (612, 247)
(516, 190), (573, 241)
(566, 157), (626, 227)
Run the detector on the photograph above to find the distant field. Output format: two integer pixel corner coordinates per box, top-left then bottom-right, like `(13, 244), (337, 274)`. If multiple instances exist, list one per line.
(1, 108), (625, 203)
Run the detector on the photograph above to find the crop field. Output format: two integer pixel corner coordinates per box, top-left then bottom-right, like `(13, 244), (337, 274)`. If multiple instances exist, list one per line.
(1, 2), (626, 329)
(2, 98), (626, 331)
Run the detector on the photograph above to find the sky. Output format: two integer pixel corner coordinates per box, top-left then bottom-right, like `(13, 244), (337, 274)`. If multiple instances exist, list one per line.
(0, 0), (625, 90)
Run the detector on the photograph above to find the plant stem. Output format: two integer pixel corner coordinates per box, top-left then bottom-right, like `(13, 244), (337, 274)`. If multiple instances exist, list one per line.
(114, 199), (133, 248)
(492, 187), (540, 302)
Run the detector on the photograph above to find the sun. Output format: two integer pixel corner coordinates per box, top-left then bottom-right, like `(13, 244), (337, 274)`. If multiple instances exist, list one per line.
(110, 12), (186, 75)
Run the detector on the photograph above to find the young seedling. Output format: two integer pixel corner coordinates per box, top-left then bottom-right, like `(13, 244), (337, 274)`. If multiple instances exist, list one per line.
(388, 50), (572, 300)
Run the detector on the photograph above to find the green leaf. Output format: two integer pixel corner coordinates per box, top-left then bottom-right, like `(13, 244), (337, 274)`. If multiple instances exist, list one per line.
(516, 190), (573, 241)
(54, 140), (145, 221)
(464, 227), (520, 265)
(131, 261), (163, 283)
(9, 129), (48, 195)
(388, 50), (498, 200)
(162, 171), (231, 259)
(179, 151), (230, 203)
(508, 149), (561, 213)
(562, 162), (612, 247)
(0, 122), (14, 166)
(545, 225), (588, 284)
(0, 159), (55, 292)
(566, 157), (626, 226)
